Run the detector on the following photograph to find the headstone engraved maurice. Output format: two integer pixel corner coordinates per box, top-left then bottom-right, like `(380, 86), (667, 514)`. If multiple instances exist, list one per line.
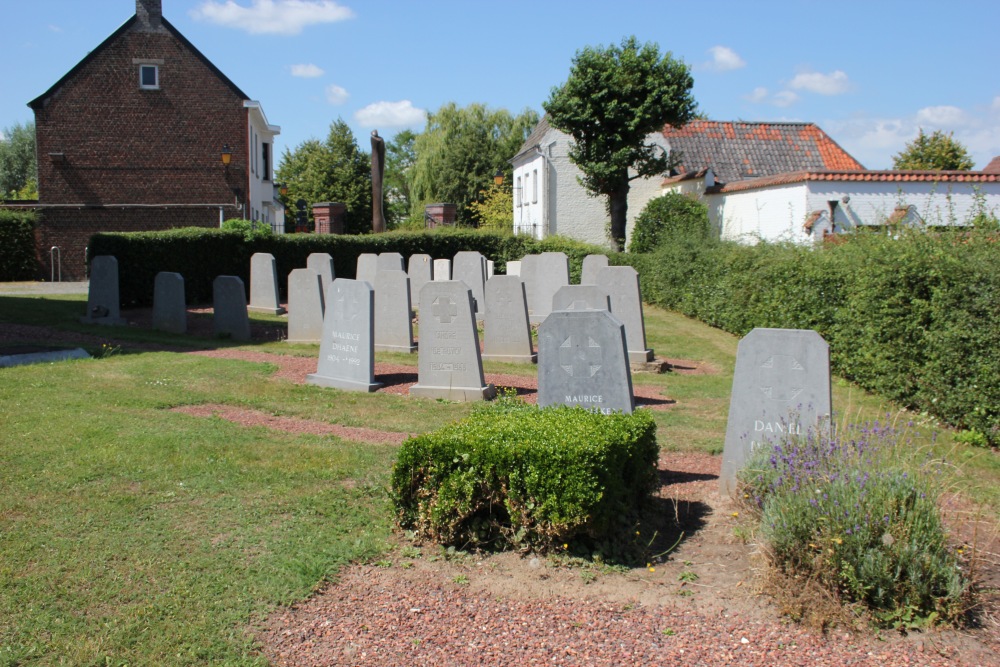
(433, 259), (451, 281)
(355, 253), (378, 285)
(537, 309), (634, 414)
(719, 328), (832, 496)
(81, 255), (126, 325)
(528, 252), (569, 324)
(579, 254), (609, 286)
(286, 268), (325, 343)
(595, 266), (653, 363)
(551, 285), (611, 313)
(307, 278), (382, 392)
(248, 253), (285, 314)
(452, 250), (487, 316)
(482, 275), (535, 364)
(374, 269), (416, 353)
(152, 271), (186, 334)
(213, 275), (251, 341)
(306, 253), (335, 290)
(407, 254), (433, 307)
(410, 281), (495, 401)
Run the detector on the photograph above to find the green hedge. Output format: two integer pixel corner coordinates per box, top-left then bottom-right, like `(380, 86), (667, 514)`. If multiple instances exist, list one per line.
(0, 210), (38, 281)
(391, 400), (659, 552)
(88, 227), (607, 307)
(629, 230), (1000, 444)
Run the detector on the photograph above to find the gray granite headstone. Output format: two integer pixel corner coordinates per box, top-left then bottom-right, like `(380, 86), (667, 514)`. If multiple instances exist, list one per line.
(410, 281), (495, 401)
(81, 255), (126, 325)
(537, 309), (634, 414)
(580, 254), (609, 286)
(433, 259), (451, 281)
(287, 268), (325, 343)
(529, 252), (569, 324)
(596, 265), (653, 363)
(506, 260), (522, 277)
(551, 285), (611, 313)
(374, 269), (416, 353)
(482, 275), (535, 364)
(452, 251), (487, 316)
(306, 253), (335, 289)
(356, 253), (378, 284)
(486, 260), (495, 279)
(719, 328), (832, 496)
(213, 275), (251, 341)
(307, 278), (382, 392)
(248, 253), (285, 314)
(518, 255), (540, 319)
(152, 271), (186, 334)
(407, 254), (433, 307)
(377, 252), (405, 272)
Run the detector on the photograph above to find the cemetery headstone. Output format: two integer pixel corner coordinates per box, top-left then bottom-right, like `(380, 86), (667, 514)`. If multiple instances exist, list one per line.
(286, 268), (325, 343)
(307, 278), (382, 392)
(410, 281), (496, 401)
(452, 250), (487, 316)
(81, 255), (126, 325)
(551, 284), (611, 312)
(719, 328), (832, 496)
(377, 252), (405, 272)
(407, 254), (433, 307)
(374, 269), (416, 353)
(306, 253), (336, 289)
(580, 254), (609, 286)
(537, 309), (634, 414)
(482, 275), (536, 364)
(519, 254), (540, 315)
(506, 260), (522, 277)
(152, 271), (186, 334)
(213, 275), (251, 341)
(356, 253), (378, 284)
(486, 260), (495, 279)
(596, 265), (653, 363)
(528, 252), (569, 324)
(248, 252), (285, 314)
(433, 259), (451, 281)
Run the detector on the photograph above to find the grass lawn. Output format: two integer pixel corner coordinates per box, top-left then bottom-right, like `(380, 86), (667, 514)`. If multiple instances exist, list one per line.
(0, 294), (996, 664)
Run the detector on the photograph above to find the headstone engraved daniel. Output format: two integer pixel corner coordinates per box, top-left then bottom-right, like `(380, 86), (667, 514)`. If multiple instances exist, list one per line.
(596, 265), (653, 363)
(286, 268), (325, 343)
(719, 328), (832, 496)
(374, 269), (416, 353)
(307, 278), (382, 392)
(482, 275), (535, 364)
(410, 281), (495, 401)
(81, 255), (126, 325)
(537, 309), (634, 414)
(248, 253), (285, 314)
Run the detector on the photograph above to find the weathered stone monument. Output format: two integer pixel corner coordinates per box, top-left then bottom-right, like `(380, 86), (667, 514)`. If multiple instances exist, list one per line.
(482, 275), (535, 364)
(537, 309), (634, 414)
(433, 259), (451, 281)
(355, 253), (378, 285)
(286, 268), (325, 343)
(551, 284), (611, 312)
(248, 253), (285, 314)
(152, 271), (186, 334)
(307, 278), (382, 392)
(719, 328), (833, 496)
(580, 254), (609, 286)
(410, 281), (495, 401)
(213, 275), (251, 341)
(81, 255), (126, 325)
(452, 250), (487, 316)
(374, 269), (416, 353)
(596, 265), (653, 363)
(407, 253), (433, 306)
(306, 253), (335, 289)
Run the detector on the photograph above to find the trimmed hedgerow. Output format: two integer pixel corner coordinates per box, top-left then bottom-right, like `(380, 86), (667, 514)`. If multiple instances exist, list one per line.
(391, 399), (658, 552)
(0, 209), (38, 281)
(628, 192), (712, 254)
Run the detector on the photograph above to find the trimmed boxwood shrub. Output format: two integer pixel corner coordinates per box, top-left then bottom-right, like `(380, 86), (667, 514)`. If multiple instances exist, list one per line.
(391, 400), (659, 552)
(628, 192), (712, 254)
(0, 209), (38, 281)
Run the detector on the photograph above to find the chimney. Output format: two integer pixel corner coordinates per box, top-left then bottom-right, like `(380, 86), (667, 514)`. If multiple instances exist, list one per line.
(136, 0), (163, 31)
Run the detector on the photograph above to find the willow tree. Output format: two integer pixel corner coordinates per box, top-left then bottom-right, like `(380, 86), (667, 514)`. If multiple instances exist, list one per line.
(544, 37), (696, 251)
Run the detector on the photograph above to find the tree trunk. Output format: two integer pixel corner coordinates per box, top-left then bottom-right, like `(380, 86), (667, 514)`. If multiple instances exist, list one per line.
(608, 183), (630, 252)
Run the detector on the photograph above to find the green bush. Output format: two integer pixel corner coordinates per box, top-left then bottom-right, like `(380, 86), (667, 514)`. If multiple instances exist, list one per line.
(0, 209), (38, 281)
(738, 421), (970, 628)
(220, 218), (273, 241)
(628, 192), (712, 253)
(391, 399), (659, 552)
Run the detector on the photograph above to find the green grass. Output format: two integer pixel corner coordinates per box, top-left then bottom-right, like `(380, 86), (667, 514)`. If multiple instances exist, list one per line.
(0, 293), (996, 663)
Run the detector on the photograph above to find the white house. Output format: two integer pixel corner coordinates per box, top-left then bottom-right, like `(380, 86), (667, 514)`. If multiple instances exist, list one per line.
(244, 101), (284, 232)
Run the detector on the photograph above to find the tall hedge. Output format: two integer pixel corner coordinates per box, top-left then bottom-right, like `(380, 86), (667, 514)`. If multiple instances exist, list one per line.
(0, 210), (38, 281)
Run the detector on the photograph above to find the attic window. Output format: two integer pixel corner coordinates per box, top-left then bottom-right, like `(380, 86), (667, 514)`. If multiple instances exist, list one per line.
(139, 65), (159, 89)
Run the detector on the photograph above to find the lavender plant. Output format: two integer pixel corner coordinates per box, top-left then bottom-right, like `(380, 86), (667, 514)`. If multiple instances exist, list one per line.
(738, 418), (970, 628)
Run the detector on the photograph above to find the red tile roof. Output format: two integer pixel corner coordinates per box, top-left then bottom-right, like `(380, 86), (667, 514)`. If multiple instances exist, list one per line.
(716, 169), (1000, 194)
(984, 156), (1000, 174)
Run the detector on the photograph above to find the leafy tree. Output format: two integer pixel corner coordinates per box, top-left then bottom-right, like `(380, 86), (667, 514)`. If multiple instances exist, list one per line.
(629, 192), (711, 253)
(385, 129), (416, 228)
(275, 118), (372, 234)
(466, 181), (513, 233)
(0, 122), (37, 199)
(409, 103), (538, 226)
(221, 217), (273, 241)
(892, 128), (974, 171)
(543, 36), (696, 251)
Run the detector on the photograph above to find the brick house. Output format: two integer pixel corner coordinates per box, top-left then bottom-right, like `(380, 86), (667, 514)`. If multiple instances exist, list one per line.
(29, 0), (281, 280)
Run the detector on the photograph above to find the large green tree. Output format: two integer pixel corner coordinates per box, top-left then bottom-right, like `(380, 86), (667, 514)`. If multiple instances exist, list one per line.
(892, 128), (974, 171)
(276, 119), (372, 234)
(543, 36), (696, 251)
(0, 121), (37, 199)
(408, 103), (538, 226)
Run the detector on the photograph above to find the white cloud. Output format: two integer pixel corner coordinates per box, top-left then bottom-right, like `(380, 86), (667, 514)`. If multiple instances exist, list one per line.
(789, 70), (851, 95)
(325, 84), (349, 105)
(290, 63), (324, 78)
(772, 90), (799, 108)
(190, 0), (353, 36)
(992, 96), (1000, 112)
(48, 24), (63, 33)
(744, 86), (768, 103)
(354, 100), (427, 128)
(704, 46), (745, 72)
(916, 105), (967, 127)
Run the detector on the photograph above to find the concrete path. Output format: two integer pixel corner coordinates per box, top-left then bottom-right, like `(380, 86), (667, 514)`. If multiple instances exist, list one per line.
(0, 281), (89, 295)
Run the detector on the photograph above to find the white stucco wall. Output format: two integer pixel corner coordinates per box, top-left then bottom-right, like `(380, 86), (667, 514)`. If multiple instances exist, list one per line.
(245, 101), (282, 233)
(512, 151), (546, 239)
(718, 183), (810, 243)
(805, 181), (1000, 228)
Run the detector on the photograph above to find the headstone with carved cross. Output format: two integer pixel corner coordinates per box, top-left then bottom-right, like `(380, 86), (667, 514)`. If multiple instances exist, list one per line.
(248, 252), (285, 314)
(286, 268), (325, 343)
(551, 285), (611, 313)
(307, 278), (383, 392)
(595, 265), (652, 363)
(719, 328), (832, 496)
(482, 275), (535, 364)
(452, 250), (488, 317)
(410, 281), (496, 401)
(374, 269), (416, 353)
(537, 309), (634, 414)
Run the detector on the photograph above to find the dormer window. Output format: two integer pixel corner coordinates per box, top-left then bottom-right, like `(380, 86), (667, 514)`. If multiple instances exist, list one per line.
(139, 64), (159, 89)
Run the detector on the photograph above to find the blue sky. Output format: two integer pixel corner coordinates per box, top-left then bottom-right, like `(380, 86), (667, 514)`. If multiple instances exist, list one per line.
(3, 0), (999, 170)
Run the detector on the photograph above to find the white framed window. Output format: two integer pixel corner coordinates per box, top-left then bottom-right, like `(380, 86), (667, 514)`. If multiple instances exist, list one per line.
(516, 176), (522, 207)
(532, 170), (538, 204)
(139, 65), (159, 89)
